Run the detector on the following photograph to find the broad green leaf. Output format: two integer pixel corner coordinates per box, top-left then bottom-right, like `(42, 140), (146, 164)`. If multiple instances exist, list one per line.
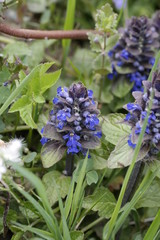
(24, 40), (56, 69)
(0, 64), (41, 115)
(70, 231), (84, 240)
(149, 160), (160, 179)
(93, 54), (112, 75)
(20, 104), (37, 129)
(40, 69), (61, 93)
(107, 137), (149, 168)
(27, 0), (46, 13)
(86, 170), (99, 185)
(83, 187), (116, 218)
(0, 66), (10, 84)
(95, 4), (118, 34)
(88, 33), (104, 53)
(0, 62), (61, 129)
(0, 117), (5, 131)
(91, 153), (108, 170)
(42, 170), (71, 206)
(23, 152), (37, 163)
(105, 34), (119, 52)
(3, 42), (32, 57)
(101, 113), (131, 145)
(19, 201), (40, 219)
(9, 95), (31, 112)
(112, 77), (133, 98)
(0, 86), (10, 104)
(72, 49), (96, 77)
(41, 141), (66, 168)
(136, 179), (160, 208)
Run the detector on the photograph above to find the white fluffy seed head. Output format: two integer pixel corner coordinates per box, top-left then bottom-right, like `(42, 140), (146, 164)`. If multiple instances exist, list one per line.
(0, 139), (23, 163)
(0, 157), (6, 181)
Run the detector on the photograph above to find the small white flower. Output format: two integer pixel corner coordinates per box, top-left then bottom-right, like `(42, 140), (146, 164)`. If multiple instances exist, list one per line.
(0, 157), (6, 181)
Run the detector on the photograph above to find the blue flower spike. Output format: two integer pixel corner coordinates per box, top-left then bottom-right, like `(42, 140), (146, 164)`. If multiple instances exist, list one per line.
(124, 72), (160, 159)
(41, 82), (102, 174)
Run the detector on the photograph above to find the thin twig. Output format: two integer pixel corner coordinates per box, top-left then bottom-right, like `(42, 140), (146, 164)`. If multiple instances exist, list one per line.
(0, 23), (103, 40)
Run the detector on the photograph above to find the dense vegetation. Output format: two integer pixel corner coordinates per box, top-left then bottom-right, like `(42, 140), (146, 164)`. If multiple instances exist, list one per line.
(0, 0), (160, 240)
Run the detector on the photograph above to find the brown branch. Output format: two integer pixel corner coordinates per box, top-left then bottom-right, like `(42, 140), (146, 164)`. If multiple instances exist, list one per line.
(0, 23), (103, 40)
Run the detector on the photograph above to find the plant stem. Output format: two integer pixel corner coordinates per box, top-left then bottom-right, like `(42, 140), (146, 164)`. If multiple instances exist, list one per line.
(0, 125), (30, 133)
(64, 154), (74, 176)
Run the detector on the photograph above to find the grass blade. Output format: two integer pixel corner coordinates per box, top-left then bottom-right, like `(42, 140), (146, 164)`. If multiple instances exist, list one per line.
(144, 209), (160, 240)
(69, 155), (88, 228)
(8, 163), (62, 239)
(11, 221), (54, 240)
(62, 0), (76, 63)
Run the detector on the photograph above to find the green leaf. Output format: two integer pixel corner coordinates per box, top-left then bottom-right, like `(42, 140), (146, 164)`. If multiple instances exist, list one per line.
(0, 62), (61, 129)
(27, 0), (46, 13)
(95, 3), (118, 34)
(93, 54), (111, 75)
(0, 64), (41, 115)
(40, 69), (61, 93)
(86, 170), (99, 185)
(136, 179), (160, 208)
(105, 34), (119, 52)
(91, 153), (108, 170)
(23, 152), (37, 163)
(0, 86), (10, 104)
(112, 77), (133, 98)
(3, 42), (32, 57)
(19, 201), (40, 219)
(42, 170), (71, 206)
(83, 186), (116, 218)
(107, 137), (149, 168)
(88, 33), (104, 53)
(9, 95), (31, 112)
(20, 104), (37, 129)
(0, 66), (11, 84)
(41, 141), (66, 168)
(101, 113), (131, 145)
(149, 160), (160, 179)
(0, 117), (5, 131)
(70, 231), (84, 240)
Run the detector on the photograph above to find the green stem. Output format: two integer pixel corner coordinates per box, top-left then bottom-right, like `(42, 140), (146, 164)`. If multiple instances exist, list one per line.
(81, 217), (104, 232)
(0, 125), (30, 133)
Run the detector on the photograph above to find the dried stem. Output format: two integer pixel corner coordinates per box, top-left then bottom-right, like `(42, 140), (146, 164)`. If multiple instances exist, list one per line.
(0, 23), (103, 40)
